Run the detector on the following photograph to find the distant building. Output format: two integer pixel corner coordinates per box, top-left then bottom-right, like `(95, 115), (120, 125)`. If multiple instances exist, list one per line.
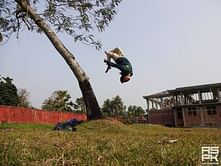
(143, 83), (221, 127)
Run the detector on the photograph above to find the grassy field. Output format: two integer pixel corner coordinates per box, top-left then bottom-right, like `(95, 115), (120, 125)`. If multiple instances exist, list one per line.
(0, 120), (221, 166)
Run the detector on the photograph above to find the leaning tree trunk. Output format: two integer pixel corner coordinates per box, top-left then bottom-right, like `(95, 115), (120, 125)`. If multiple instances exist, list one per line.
(16, 0), (102, 120)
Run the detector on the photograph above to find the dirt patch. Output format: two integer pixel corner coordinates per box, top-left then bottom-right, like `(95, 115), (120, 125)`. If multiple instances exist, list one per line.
(103, 117), (124, 126)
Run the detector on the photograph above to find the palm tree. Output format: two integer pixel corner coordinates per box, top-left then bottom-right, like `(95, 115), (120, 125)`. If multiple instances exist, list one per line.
(42, 90), (74, 112)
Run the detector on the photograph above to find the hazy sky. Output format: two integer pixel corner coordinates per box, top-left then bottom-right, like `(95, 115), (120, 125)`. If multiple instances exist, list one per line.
(1, 0), (221, 109)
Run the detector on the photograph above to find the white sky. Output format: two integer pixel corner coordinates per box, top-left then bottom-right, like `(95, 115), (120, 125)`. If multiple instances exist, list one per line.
(1, 0), (221, 109)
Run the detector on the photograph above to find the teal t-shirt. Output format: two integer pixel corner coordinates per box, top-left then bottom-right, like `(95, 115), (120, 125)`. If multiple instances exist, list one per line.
(109, 57), (133, 76)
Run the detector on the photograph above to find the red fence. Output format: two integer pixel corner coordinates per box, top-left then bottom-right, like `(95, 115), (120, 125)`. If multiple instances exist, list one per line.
(0, 105), (87, 124)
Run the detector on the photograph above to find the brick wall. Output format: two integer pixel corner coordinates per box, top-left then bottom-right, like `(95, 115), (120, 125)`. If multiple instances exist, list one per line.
(184, 105), (221, 127)
(149, 105), (221, 127)
(148, 109), (175, 127)
(0, 105), (87, 124)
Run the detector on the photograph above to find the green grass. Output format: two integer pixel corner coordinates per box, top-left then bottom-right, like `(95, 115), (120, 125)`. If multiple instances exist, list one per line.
(0, 120), (221, 165)
(0, 122), (53, 130)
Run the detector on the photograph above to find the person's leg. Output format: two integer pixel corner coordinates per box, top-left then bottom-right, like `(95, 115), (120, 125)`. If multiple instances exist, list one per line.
(106, 51), (120, 61)
(110, 47), (124, 56)
(106, 47), (124, 61)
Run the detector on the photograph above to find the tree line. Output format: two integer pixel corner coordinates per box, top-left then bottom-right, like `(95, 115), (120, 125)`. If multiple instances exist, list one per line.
(0, 76), (146, 122)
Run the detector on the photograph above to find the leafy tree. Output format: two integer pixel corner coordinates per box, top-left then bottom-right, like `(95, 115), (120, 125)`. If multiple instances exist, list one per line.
(17, 88), (32, 107)
(41, 90), (74, 112)
(1, 0), (122, 120)
(102, 95), (126, 117)
(0, 76), (19, 106)
(73, 97), (86, 113)
(102, 98), (112, 116)
(128, 105), (145, 117)
(111, 95), (125, 116)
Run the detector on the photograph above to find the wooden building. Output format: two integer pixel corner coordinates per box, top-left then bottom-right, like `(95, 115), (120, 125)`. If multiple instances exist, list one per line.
(143, 83), (221, 127)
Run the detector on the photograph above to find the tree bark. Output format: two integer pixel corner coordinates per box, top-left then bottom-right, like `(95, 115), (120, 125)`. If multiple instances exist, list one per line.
(16, 0), (102, 120)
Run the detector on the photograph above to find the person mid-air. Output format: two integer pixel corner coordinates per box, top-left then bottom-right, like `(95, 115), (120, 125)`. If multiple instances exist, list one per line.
(104, 47), (133, 83)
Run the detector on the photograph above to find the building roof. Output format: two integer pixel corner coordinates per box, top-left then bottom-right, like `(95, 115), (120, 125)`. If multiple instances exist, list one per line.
(143, 90), (171, 98)
(143, 82), (221, 99)
(175, 83), (221, 92)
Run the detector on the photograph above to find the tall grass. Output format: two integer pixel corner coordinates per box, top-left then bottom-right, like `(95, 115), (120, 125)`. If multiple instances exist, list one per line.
(0, 120), (220, 165)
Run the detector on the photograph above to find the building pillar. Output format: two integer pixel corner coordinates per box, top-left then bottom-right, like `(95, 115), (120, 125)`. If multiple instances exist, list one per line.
(182, 108), (186, 127)
(180, 92), (183, 105)
(200, 107), (205, 127)
(151, 100), (154, 109)
(146, 99), (149, 111)
(173, 109), (177, 127)
(218, 88), (221, 103)
(198, 91), (202, 104)
(183, 94), (186, 105)
(175, 95), (178, 106)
